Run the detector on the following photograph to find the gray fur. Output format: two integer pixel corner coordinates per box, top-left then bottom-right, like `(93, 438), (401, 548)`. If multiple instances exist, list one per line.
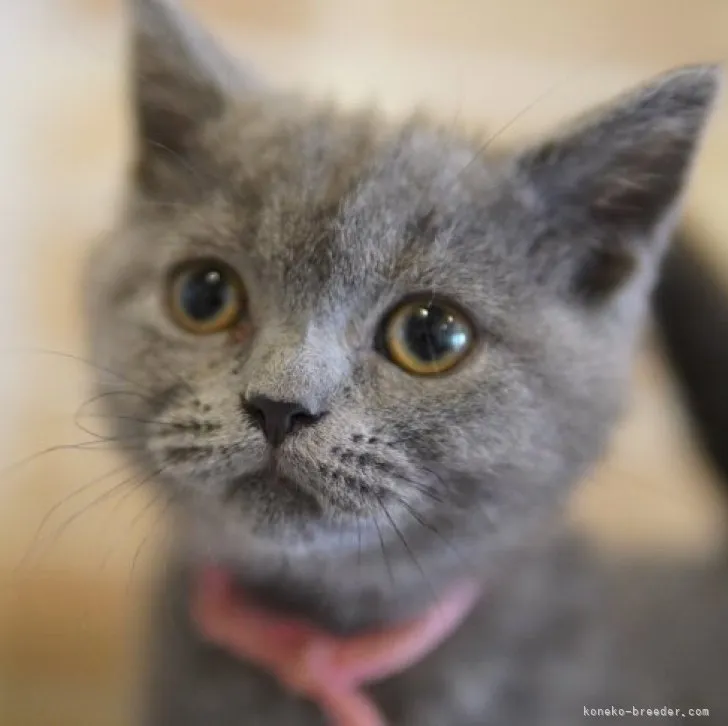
(85, 1), (724, 723)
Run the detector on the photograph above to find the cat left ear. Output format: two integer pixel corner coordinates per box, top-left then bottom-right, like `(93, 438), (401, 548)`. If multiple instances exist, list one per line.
(513, 65), (721, 301)
(129, 0), (253, 191)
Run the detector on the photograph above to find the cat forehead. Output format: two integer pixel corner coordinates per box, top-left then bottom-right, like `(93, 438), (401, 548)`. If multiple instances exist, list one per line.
(156, 177), (507, 315)
(201, 100), (499, 214)
(154, 105), (513, 297)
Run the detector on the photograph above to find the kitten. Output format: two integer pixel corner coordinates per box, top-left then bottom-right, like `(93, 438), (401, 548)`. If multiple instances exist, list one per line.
(85, 1), (726, 724)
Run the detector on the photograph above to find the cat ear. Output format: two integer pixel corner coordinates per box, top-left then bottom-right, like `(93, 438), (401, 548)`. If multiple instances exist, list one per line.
(129, 0), (253, 190)
(513, 65), (721, 301)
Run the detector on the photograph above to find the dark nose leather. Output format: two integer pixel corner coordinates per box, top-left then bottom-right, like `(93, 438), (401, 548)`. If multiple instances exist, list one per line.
(241, 395), (325, 447)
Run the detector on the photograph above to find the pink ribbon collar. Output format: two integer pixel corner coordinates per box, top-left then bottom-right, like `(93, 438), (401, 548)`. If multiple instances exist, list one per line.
(192, 567), (480, 726)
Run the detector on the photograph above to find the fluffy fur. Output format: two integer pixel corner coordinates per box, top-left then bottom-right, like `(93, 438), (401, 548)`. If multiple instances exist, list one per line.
(84, 1), (726, 723)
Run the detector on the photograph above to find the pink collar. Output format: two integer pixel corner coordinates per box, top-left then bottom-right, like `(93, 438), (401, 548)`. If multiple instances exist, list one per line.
(192, 567), (481, 726)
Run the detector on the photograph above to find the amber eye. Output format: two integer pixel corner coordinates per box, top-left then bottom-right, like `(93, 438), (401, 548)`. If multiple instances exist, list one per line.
(167, 260), (245, 334)
(381, 298), (474, 375)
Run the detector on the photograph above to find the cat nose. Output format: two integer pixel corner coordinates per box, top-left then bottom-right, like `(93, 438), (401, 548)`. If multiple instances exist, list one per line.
(241, 395), (326, 447)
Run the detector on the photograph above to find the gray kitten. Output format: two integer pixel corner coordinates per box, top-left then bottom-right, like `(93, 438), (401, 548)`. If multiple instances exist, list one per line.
(85, 1), (727, 724)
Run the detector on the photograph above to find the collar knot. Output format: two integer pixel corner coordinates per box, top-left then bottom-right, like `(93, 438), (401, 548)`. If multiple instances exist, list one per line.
(192, 567), (480, 726)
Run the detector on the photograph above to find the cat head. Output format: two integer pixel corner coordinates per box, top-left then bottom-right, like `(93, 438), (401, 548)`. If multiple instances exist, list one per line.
(86, 0), (719, 616)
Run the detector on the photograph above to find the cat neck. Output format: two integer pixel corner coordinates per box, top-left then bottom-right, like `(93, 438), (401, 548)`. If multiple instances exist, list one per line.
(180, 509), (491, 634)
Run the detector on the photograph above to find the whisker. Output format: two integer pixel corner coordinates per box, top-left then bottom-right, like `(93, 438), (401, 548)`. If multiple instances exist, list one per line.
(128, 485), (167, 531)
(0, 346), (198, 404)
(0, 347), (152, 394)
(97, 483), (168, 576)
(73, 413), (123, 442)
(95, 480), (164, 573)
(376, 493), (438, 605)
(81, 413), (221, 434)
(395, 496), (474, 574)
(354, 491), (367, 593)
(0, 438), (143, 481)
(77, 389), (153, 408)
(39, 467), (163, 558)
(13, 462), (132, 573)
(73, 389), (156, 439)
(372, 507), (394, 589)
(453, 81), (563, 184)
(146, 140), (217, 190)
(449, 45), (624, 191)
(126, 490), (176, 595)
(356, 511), (363, 570)
(419, 462), (457, 496)
(399, 475), (446, 505)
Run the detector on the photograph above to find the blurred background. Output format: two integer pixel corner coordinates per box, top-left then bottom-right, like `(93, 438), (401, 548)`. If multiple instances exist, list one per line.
(0, 1), (727, 725)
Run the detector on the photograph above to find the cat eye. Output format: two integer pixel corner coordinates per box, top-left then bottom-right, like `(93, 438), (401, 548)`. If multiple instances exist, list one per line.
(167, 259), (246, 334)
(380, 298), (474, 375)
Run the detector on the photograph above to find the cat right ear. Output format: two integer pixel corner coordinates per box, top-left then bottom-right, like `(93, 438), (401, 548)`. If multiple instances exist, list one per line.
(129, 0), (252, 191)
(511, 65), (720, 303)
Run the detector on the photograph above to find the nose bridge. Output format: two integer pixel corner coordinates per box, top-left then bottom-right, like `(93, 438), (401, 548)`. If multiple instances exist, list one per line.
(242, 326), (347, 414)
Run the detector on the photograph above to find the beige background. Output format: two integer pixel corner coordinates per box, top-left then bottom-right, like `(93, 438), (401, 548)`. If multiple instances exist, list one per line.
(1, 2), (727, 725)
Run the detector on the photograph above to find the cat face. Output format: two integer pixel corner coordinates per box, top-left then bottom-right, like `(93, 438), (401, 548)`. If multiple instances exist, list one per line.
(86, 1), (718, 585)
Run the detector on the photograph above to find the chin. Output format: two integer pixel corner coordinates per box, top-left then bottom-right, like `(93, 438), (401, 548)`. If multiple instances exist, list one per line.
(177, 478), (362, 563)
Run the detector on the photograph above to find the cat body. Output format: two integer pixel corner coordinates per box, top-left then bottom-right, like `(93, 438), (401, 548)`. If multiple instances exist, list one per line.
(144, 536), (728, 725)
(86, 1), (726, 724)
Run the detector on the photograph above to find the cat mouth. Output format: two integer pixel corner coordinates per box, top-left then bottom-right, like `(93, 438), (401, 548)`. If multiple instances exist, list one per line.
(263, 455), (309, 491)
(225, 462), (300, 496)
(260, 470), (303, 493)
(223, 457), (374, 517)
(225, 461), (328, 508)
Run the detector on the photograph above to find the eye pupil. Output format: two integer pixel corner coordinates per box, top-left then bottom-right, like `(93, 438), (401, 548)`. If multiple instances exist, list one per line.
(403, 305), (469, 363)
(167, 259), (245, 334)
(382, 298), (474, 375)
(180, 267), (230, 321)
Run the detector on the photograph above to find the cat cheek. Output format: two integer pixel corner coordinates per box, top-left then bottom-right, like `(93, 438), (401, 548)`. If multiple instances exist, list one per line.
(230, 320), (255, 344)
